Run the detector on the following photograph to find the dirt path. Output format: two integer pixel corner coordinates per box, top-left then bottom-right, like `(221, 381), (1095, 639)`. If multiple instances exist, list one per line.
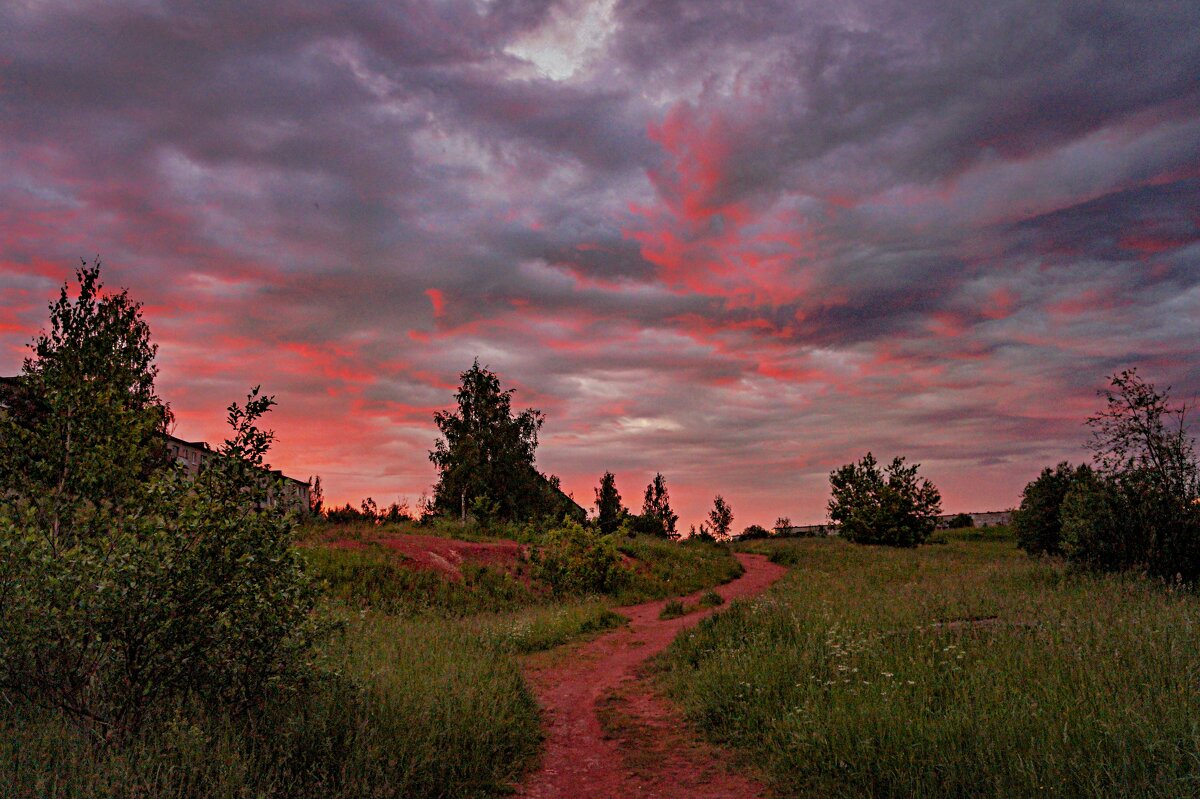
(515, 553), (788, 798)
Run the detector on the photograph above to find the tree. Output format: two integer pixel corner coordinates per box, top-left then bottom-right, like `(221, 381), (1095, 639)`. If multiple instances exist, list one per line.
(1013, 463), (1090, 555)
(0, 261), (171, 541)
(828, 452), (942, 547)
(594, 471), (625, 536)
(738, 524), (771, 540)
(429, 360), (549, 523)
(308, 475), (325, 516)
(773, 516), (792, 535)
(1061, 370), (1200, 581)
(637, 473), (679, 538)
(708, 494), (733, 539)
(0, 264), (324, 741)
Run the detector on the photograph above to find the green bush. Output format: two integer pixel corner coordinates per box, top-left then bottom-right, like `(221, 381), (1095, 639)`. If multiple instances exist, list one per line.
(530, 519), (624, 595)
(0, 390), (326, 741)
(1013, 462), (1090, 555)
(945, 512), (975, 529)
(698, 590), (725, 608)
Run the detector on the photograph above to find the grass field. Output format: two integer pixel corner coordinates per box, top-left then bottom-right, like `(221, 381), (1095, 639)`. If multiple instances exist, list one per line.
(658, 527), (1200, 798)
(0, 526), (739, 798)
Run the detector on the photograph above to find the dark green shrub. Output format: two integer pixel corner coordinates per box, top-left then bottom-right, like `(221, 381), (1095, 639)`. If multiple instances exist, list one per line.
(530, 520), (624, 595)
(945, 512), (975, 529)
(737, 524), (771, 540)
(1013, 462), (1091, 555)
(698, 591), (724, 608)
(0, 390), (326, 742)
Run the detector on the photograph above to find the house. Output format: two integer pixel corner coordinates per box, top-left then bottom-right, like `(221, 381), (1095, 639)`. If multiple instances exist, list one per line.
(166, 432), (310, 512)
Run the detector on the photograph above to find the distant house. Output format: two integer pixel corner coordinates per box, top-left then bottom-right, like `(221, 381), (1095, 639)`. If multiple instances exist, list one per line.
(166, 433), (310, 512)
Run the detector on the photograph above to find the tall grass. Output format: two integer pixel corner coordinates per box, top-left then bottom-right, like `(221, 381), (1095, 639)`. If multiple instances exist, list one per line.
(0, 608), (542, 798)
(660, 534), (1200, 798)
(615, 536), (745, 603)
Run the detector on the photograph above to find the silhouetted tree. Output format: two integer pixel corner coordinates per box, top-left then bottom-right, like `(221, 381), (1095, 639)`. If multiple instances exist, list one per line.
(429, 360), (580, 523)
(308, 475), (324, 516)
(594, 471), (624, 536)
(1059, 370), (1200, 580)
(638, 473), (679, 538)
(708, 495), (734, 539)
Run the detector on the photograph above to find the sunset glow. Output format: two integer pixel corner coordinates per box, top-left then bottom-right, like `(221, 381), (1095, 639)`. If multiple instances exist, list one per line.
(1, 1), (1197, 525)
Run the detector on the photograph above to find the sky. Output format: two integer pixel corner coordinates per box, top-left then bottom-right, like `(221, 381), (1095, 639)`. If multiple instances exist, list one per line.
(1, 0), (1198, 527)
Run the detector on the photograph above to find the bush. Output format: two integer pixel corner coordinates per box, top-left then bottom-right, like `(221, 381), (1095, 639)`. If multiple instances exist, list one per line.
(1013, 463), (1090, 555)
(698, 590), (724, 608)
(0, 390), (326, 742)
(828, 452), (942, 547)
(945, 512), (975, 529)
(737, 524), (772, 540)
(530, 519), (624, 595)
(1057, 370), (1200, 582)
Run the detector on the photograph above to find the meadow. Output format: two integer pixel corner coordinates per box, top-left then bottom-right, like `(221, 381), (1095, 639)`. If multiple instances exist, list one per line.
(0, 526), (741, 798)
(658, 527), (1200, 798)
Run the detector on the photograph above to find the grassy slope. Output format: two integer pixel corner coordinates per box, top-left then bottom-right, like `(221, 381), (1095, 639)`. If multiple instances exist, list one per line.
(1, 528), (741, 798)
(658, 528), (1200, 798)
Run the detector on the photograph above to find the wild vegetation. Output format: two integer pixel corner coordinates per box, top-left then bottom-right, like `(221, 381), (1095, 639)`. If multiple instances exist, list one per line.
(660, 529), (1200, 798)
(0, 265), (744, 797)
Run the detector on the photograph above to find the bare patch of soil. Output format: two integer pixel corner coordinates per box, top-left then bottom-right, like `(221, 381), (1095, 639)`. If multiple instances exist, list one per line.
(325, 534), (526, 581)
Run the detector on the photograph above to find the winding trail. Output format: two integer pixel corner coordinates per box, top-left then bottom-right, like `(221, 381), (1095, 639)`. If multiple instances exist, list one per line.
(515, 553), (788, 798)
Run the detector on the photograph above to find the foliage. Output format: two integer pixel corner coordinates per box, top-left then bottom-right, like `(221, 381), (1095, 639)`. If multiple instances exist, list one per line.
(2, 610), (543, 798)
(0, 262), (170, 539)
(944, 512), (975, 529)
(697, 590), (724, 608)
(613, 535), (744, 603)
(738, 524), (772, 540)
(773, 516), (792, 534)
(663, 535), (1200, 798)
(430, 359), (578, 524)
(707, 494), (734, 540)
(1013, 462), (1090, 555)
(1069, 369), (1200, 582)
(594, 470), (625, 536)
(638, 472), (679, 538)
(828, 452), (942, 547)
(0, 388), (325, 742)
(307, 475), (324, 516)
(301, 544), (537, 616)
(529, 519), (624, 596)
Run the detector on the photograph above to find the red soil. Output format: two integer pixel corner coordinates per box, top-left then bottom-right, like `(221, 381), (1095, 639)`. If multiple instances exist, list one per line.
(326, 534), (526, 581)
(516, 553), (788, 798)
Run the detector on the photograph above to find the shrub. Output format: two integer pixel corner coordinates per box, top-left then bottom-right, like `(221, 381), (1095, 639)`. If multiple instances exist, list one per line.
(1013, 463), (1091, 555)
(0, 390), (326, 741)
(828, 452), (942, 547)
(698, 590), (724, 608)
(530, 519), (624, 595)
(945, 512), (975, 529)
(1060, 370), (1200, 581)
(738, 524), (772, 540)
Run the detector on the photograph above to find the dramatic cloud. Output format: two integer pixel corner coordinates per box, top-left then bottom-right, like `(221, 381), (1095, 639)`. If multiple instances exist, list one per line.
(2, 0), (1197, 524)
